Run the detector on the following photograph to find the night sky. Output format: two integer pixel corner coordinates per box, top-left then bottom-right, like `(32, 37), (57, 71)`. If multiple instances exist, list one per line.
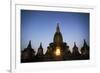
(21, 10), (89, 53)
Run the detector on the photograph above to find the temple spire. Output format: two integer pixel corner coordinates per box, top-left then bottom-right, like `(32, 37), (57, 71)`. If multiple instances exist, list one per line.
(27, 40), (32, 49)
(36, 42), (44, 56)
(39, 42), (42, 49)
(83, 39), (87, 46)
(54, 23), (63, 43)
(56, 23), (60, 32)
(74, 42), (76, 47)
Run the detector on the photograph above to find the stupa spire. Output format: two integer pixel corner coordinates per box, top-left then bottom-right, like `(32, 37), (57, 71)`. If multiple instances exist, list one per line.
(56, 23), (60, 33)
(74, 42), (76, 47)
(27, 40), (32, 49)
(39, 42), (42, 49)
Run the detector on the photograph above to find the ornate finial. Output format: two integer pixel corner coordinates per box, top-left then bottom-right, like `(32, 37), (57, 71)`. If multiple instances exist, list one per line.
(84, 39), (86, 43)
(83, 39), (87, 46)
(39, 42), (42, 49)
(74, 42), (76, 46)
(56, 23), (60, 32)
(40, 42), (42, 47)
(27, 40), (32, 48)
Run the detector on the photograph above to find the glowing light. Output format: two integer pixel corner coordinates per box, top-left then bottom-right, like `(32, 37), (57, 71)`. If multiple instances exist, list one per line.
(55, 47), (61, 56)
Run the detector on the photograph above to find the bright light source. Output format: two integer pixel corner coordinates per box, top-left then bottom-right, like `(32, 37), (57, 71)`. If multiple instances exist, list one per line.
(55, 47), (61, 56)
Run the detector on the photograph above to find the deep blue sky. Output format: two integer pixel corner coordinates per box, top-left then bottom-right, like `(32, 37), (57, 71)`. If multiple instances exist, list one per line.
(21, 10), (89, 53)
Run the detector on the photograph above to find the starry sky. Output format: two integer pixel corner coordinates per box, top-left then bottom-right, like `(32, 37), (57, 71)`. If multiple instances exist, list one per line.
(21, 10), (89, 53)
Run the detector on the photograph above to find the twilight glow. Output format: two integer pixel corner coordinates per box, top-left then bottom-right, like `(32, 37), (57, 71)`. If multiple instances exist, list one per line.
(21, 10), (89, 53)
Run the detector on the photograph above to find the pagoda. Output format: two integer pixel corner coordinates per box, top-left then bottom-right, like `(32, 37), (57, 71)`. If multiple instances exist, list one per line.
(45, 23), (71, 61)
(81, 40), (89, 59)
(36, 43), (44, 61)
(21, 40), (35, 62)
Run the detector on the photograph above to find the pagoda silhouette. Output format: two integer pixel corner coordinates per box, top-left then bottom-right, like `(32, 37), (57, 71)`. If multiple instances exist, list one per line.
(81, 40), (89, 59)
(21, 23), (89, 63)
(21, 40), (35, 62)
(35, 43), (44, 61)
(44, 23), (71, 61)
